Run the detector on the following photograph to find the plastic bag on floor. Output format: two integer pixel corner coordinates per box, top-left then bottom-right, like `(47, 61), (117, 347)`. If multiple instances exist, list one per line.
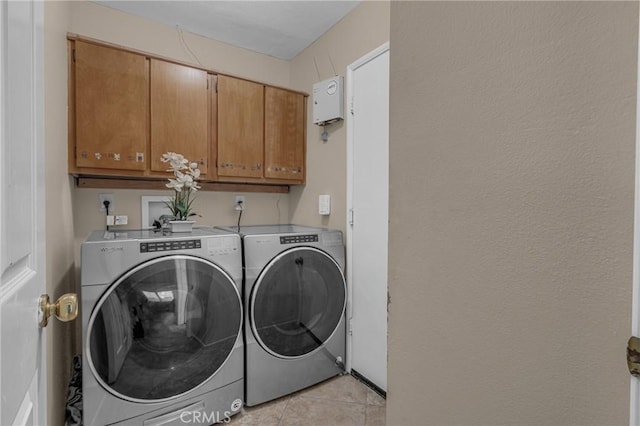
(65, 355), (82, 426)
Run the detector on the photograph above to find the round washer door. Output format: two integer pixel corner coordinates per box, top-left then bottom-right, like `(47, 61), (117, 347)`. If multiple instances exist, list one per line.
(87, 255), (242, 402)
(251, 247), (346, 358)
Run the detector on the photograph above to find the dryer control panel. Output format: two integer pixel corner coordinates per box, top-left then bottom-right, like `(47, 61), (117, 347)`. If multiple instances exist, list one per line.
(280, 234), (318, 245)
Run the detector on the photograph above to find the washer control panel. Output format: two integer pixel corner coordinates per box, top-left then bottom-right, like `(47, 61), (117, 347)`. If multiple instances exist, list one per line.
(207, 236), (239, 255)
(280, 234), (318, 245)
(140, 239), (201, 253)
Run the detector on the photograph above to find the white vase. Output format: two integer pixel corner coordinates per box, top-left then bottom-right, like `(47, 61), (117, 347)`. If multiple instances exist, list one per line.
(168, 220), (195, 233)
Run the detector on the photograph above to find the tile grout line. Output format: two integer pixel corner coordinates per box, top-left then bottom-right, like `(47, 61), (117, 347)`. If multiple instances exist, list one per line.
(364, 403), (369, 426)
(277, 396), (292, 426)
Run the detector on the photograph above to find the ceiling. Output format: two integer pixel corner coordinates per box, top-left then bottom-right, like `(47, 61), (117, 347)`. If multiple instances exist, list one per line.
(93, 1), (361, 60)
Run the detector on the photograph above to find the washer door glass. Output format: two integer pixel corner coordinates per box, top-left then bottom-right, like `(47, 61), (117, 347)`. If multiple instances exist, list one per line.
(251, 247), (346, 358)
(87, 255), (241, 402)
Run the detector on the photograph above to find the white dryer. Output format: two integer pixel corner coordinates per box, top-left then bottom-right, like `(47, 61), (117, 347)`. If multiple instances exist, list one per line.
(217, 225), (346, 406)
(80, 228), (244, 425)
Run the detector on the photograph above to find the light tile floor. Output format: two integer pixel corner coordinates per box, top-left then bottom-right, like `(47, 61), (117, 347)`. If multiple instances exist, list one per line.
(229, 374), (386, 426)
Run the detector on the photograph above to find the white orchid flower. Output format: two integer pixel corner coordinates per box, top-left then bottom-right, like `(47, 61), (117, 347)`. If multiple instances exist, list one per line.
(161, 152), (201, 221)
(166, 178), (184, 191)
(182, 174), (194, 186)
(162, 152), (189, 172)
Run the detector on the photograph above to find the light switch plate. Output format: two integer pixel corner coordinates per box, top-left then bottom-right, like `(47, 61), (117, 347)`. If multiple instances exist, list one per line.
(319, 194), (331, 215)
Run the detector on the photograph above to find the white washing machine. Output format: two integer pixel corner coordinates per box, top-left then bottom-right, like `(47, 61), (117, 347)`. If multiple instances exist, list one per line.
(217, 224), (346, 406)
(80, 228), (244, 425)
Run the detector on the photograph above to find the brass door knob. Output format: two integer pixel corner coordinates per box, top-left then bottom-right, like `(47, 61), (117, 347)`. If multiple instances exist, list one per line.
(628, 336), (640, 377)
(38, 293), (78, 327)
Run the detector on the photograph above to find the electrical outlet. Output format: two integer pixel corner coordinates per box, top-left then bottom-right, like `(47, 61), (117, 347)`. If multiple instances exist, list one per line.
(99, 193), (114, 212)
(115, 215), (128, 225)
(234, 195), (246, 210)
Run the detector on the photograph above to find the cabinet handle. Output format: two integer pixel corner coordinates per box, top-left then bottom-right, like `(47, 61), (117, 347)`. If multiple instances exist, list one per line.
(273, 166), (296, 173)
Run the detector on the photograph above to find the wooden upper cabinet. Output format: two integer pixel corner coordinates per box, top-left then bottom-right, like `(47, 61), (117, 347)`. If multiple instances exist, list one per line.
(264, 87), (305, 182)
(150, 59), (209, 175)
(217, 75), (264, 179)
(73, 41), (148, 171)
(69, 36), (306, 188)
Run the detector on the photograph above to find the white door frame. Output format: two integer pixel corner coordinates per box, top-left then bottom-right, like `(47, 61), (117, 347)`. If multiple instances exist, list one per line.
(631, 8), (640, 425)
(345, 42), (390, 373)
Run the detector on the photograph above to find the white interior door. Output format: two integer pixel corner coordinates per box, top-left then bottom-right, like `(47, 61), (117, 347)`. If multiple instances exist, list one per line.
(0, 1), (47, 425)
(346, 43), (389, 392)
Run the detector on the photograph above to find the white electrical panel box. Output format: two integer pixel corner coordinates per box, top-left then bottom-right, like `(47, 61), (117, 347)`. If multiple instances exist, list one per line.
(312, 76), (344, 126)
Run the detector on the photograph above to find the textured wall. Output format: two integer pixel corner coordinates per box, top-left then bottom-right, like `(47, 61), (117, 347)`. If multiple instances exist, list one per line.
(388, 2), (637, 424)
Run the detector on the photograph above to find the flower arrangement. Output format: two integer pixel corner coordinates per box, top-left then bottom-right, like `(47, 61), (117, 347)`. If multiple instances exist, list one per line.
(161, 152), (201, 221)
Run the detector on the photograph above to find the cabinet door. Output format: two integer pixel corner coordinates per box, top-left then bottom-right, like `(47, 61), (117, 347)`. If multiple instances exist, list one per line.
(150, 59), (209, 175)
(264, 87), (305, 182)
(217, 75), (264, 179)
(74, 41), (148, 171)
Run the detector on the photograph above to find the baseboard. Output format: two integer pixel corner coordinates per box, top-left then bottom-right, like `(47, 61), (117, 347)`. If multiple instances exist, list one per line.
(350, 369), (386, 399)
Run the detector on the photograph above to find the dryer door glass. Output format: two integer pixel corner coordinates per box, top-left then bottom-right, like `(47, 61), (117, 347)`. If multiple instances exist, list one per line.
(251, 247), (346, 358)
(87, 255), (242, 402)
